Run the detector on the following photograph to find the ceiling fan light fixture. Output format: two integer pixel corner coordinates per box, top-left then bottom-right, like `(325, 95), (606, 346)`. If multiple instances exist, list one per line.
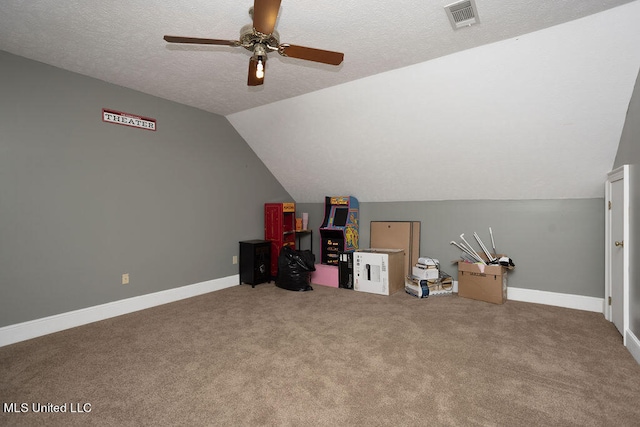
(253, 43), (268, 57)
(253, 44), (268, 76)
(256, 56), (265, 79)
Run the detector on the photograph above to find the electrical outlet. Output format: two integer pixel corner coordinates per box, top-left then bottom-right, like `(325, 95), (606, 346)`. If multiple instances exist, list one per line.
(122, 273), (129, 285)
(232, 256), (238, 265)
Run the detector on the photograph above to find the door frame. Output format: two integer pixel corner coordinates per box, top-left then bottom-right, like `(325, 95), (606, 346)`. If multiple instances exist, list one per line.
(605, 165), (630, 344)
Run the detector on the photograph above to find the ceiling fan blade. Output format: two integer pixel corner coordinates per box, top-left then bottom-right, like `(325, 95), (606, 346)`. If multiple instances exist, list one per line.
(279, 44), (344, 66)
(248, 57), (265, 86)
(163, 35), (239, 46)
(252, 0), (281, 35)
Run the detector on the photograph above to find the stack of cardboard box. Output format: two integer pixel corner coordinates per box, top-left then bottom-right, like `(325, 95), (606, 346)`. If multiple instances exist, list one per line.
(406, 258), (453, 298)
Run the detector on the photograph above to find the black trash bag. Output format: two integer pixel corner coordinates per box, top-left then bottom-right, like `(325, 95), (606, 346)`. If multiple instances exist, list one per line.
(276, 246), (316, 292)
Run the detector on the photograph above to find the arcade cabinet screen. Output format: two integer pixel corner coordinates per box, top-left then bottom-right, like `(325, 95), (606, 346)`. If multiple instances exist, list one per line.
(333, 207), (349, 227)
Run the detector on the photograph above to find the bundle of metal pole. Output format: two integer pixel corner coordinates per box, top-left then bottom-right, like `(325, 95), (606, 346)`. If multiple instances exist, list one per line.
(474, 232), (496, 262)
(460, 234), (486, 265)
(489, 227), (497, 256)
(450, 240), (484, 264)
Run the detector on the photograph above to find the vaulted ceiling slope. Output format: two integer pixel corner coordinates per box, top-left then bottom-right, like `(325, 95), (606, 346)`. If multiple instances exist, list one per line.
(1, 1), (639, 202)
(229, 2), (640, 202)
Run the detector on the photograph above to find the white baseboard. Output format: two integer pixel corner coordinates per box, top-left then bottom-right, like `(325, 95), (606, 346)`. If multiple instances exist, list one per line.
(0, 275), (239, 347)
(626, 329), (640, 365)
(507, 287), (604, 313)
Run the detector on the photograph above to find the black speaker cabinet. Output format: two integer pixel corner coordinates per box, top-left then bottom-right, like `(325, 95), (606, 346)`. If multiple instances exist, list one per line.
(239, 240), (271, 287)
(338, 252), (354, 289)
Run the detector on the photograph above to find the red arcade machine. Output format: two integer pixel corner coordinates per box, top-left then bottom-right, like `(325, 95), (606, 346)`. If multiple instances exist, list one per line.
(319, 196), (359, 265)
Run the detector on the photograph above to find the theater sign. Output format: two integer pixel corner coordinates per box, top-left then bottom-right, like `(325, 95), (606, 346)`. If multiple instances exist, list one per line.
(102, 109), (156, 131)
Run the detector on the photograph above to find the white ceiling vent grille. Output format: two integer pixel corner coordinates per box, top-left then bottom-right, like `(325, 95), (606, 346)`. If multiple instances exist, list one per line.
(445, 0), (480, 29)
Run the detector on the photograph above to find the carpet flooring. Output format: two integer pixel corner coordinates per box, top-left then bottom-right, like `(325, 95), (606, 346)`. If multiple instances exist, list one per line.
(1, 282), (639, 426)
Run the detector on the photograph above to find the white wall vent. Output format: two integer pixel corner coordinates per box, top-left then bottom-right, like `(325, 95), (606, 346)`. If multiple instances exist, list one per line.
(445, 0), (480, 29)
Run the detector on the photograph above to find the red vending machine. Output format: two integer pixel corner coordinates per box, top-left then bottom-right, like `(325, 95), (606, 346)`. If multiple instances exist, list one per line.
(319, 196), (359, 265)
(264, 202), (296, 277)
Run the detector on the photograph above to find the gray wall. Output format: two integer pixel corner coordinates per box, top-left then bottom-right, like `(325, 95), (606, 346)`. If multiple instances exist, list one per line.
(614, 70), (640, 168)
(613, 69), (640, 339)
(298, 199), (604, 298)
(0, 51), (291, 327)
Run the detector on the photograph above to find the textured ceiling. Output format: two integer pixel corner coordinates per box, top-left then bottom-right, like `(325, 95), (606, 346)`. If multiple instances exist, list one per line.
(0, 0), (636, 116)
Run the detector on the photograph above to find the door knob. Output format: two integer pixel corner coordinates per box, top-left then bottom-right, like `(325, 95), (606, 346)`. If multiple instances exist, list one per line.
(615, 241), (624, 247)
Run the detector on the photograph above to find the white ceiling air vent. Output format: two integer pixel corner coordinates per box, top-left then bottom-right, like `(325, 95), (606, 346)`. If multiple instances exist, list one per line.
(445, 0), (480, 30)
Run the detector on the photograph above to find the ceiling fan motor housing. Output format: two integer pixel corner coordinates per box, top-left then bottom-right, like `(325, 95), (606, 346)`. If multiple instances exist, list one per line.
(240, 24), (280, 51)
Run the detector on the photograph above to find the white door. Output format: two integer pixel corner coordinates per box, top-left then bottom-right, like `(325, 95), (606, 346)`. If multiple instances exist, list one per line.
(605, 165), (629, 344)
(611, 177), (624, 336)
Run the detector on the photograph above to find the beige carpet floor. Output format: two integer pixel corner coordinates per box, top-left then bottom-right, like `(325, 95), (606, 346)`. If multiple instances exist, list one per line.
(1, 282), (639, 426)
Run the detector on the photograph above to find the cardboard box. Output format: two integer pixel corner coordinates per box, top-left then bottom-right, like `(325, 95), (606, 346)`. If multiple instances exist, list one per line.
(353, 249), (405, 296)
(370, 221), (420, 279)
(457, 261), (507, 304)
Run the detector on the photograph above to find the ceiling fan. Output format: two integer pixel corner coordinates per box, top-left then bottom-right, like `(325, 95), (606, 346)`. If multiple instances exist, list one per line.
(163, 0), (344, 86)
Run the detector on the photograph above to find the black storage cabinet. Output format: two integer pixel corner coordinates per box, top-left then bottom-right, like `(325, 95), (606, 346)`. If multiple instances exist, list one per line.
(239, 240), (271, 287)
